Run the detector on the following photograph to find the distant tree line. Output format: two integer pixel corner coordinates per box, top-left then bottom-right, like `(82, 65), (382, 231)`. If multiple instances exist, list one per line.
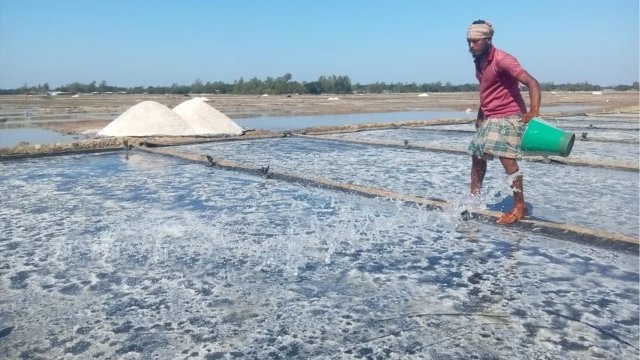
(1, 74), (638, 95)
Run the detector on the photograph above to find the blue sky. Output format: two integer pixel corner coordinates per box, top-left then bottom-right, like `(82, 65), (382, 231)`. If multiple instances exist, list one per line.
(1, 0), (638, 89)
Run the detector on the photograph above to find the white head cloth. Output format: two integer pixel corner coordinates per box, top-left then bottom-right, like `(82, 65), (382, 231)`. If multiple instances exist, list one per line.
(467, 21), (494, 40)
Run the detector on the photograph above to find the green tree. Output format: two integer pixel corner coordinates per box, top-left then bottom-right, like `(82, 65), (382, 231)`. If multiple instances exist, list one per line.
(170, 83), (189, 94)
(232, 78), (245, 94)
(87, 81), (97, 93)
(303, 81), (321, 94)
(274, 73), (293, 93)
(191, 78), (205, 94)
(67, 82), (82, 93)
(334, 75), (352, 94)
(98, 80), (107, 93)
(245, 77), (263, 94)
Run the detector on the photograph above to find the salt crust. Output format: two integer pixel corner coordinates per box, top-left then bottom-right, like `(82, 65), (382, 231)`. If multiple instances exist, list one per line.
(98, 99), (243, 137)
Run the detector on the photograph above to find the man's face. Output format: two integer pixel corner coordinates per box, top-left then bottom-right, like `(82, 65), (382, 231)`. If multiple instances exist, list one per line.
(468, 38), (491, 58)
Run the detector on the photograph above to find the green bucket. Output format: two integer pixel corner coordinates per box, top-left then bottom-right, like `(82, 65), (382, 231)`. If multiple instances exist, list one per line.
(521, 118), (575, 157)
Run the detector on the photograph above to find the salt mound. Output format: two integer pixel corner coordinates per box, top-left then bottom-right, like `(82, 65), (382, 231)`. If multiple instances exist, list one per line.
(172, 98), (244, 135)
(98, 101), (198, 137)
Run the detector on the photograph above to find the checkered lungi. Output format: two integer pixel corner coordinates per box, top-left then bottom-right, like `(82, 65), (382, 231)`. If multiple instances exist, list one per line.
(468, 114), (524, 159)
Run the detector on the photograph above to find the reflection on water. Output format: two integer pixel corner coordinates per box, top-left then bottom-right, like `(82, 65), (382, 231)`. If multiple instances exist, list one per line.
(0, 128), (82, 148)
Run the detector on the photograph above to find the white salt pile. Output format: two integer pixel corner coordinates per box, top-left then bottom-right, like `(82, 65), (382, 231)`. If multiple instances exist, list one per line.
(172, 98), (244, 136)
(98, 101), (198, 137)
(98, 99), (244, 137)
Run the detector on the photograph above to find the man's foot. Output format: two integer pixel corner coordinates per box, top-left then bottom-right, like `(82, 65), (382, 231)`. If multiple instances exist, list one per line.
(496, 207), (528, 225)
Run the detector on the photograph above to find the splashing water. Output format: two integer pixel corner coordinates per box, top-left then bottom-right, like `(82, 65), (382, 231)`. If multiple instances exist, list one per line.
(0, 150), (637, 359)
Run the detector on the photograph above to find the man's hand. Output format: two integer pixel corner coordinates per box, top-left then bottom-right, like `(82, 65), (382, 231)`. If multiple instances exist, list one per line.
(521, 111), (539, 123)
(517, 71), (541, 124)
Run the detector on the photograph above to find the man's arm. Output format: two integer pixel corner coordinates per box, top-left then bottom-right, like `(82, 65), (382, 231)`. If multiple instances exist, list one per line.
(517, 71), (541, 123)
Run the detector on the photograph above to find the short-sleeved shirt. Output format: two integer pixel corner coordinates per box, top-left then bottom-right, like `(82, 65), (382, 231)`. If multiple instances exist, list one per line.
(475, 47), (527, 118)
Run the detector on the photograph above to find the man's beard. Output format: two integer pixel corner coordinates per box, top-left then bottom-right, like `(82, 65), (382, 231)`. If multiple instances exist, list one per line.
(471, 45), (490, 59)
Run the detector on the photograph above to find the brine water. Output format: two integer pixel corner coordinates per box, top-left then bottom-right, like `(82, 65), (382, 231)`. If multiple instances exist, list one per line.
(1, 147), (637, 359)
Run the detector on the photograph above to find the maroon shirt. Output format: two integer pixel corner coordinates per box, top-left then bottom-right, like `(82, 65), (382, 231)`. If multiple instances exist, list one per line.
(475, 46), (527, 118)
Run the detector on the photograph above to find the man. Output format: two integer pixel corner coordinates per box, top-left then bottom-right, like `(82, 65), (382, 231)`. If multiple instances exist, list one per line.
(466, 20), (541, 225)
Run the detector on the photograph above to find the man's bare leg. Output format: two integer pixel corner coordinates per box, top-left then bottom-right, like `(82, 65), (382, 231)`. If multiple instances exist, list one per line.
(471, 156), (487, 195)
(497, 157), (527, 224)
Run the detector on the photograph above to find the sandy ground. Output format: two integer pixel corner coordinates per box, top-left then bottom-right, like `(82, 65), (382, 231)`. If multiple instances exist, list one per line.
(0, 91), (637, 134)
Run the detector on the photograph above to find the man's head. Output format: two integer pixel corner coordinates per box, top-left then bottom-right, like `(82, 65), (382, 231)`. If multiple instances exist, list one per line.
(467, 20), (493, 58)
